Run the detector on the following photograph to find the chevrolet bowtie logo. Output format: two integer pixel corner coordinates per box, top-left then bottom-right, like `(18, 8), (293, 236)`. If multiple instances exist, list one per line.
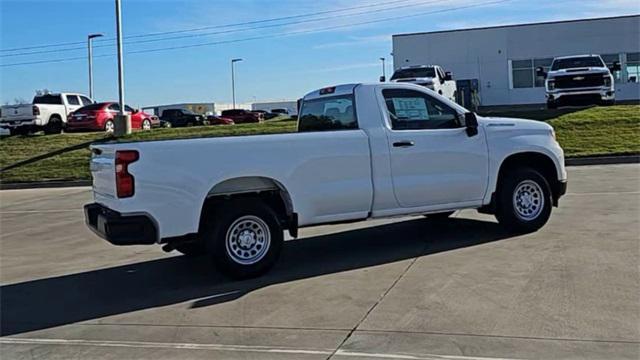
(573, 76), (585, 81)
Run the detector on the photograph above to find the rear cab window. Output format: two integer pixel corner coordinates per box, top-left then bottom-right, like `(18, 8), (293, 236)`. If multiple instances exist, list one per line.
(33, 94), (62, 105)
(298, 95), (357, 132)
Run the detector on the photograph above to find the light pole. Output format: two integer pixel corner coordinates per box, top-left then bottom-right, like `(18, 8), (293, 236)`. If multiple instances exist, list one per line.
(231, 58), (243, 109)
(379, 57), (386, 82)
(113, 0), (130, 135)
(87, 33), (103, 100)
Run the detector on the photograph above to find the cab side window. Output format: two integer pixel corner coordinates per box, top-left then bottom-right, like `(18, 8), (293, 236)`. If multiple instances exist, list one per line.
(382, 89), (460, 130)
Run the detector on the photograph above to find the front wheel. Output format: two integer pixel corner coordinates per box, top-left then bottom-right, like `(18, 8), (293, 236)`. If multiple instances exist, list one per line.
(204, 199), (283, 279)
(142, 119), (152, 130)
(495, 168), (552, 233)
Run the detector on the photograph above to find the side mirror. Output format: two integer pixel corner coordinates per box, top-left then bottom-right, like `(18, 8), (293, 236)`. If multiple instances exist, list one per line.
(444, 71), (453, 81)
(610, 61), (621, 72)
(535, 66), (547, 78)
(379, 75), (386, 82)
(134, 109), (140, 114)
(463, 112), (478, 137)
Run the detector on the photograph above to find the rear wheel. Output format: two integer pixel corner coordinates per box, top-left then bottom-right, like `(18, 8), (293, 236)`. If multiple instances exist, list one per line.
(495, 168), (552, 233)
(44, 116), (63, 134)
(203, 199), (283, 279)
(546, 100), (557, 109)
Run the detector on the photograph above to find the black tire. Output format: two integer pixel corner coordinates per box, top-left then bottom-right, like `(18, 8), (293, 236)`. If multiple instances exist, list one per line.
(175, 242), (206, 257)
(424, 211), (455, 220)
(495, 168), (552, 233)
(601, 99), (615, 106)
(546, 101), (557, 110)
(44, 116), (63, 134)
(203, 198), (283, 279)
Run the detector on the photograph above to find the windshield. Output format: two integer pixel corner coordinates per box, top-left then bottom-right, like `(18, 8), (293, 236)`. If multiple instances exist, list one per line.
(76, 103), (105, 111)
(551, 56), (604, 70)
(391, 67), (436, 80)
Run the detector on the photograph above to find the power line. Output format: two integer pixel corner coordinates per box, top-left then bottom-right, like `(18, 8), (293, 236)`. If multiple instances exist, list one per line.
(1, 0), (511, 68)
(2, 0), (446, 58)
(0, 0), (415, 53)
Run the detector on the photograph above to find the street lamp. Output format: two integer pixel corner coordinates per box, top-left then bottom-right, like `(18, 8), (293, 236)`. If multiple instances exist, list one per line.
(113, 0), (130, 135)
(379, 57), (386, 82)
(231, 58), (243, 109)
(87, 33), (104, 100)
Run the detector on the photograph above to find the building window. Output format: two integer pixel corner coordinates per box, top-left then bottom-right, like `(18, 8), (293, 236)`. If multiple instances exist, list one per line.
(511, 58), (553, 88)
(626, 52), (640, 83)
(601, 54), (622, 82)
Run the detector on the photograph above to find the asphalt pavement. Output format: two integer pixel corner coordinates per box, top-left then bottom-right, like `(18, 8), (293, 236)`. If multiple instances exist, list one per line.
(1, 164), (638, 359)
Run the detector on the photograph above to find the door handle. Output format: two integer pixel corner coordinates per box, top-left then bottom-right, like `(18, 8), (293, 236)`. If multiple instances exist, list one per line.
(393, 140), (415, 148)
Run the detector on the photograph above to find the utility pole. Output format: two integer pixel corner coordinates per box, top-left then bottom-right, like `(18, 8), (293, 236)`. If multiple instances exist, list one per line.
(114, 0), (130, 135)
(231, 58), (243, 109)
(87, 33), (103, 100)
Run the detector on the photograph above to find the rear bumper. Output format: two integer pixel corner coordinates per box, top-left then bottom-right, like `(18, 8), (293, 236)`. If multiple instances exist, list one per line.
(84, 203), (157, 245)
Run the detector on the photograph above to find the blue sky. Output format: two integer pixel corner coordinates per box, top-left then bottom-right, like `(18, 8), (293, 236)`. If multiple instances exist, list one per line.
(1, 0), (637, 107)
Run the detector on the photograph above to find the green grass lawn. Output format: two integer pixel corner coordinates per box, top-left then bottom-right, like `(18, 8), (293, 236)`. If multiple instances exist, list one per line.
(1, 106), (638, 183)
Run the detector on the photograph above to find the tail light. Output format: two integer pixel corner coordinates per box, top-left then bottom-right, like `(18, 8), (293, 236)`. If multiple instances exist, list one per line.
(115, 150), (139, 198)
(32, 105), (40, 116)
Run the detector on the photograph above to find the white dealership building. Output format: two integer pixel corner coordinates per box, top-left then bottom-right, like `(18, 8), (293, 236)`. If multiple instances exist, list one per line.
(392, 15), (640, 107)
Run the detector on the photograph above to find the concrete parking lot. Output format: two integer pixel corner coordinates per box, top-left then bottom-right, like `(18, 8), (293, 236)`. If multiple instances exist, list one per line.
(0, 164), (638, 359)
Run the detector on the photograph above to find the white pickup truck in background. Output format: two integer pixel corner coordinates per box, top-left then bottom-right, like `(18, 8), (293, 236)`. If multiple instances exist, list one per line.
(536, 54), (619, 109)
(0, 92), (93, 134)
(85, 83), (567, 279)
(390, 65), (457, 102)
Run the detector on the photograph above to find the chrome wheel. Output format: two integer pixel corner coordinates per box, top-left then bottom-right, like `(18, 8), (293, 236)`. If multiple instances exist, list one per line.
(225, 215), (271, 265)
(512, 180), (544, 221)
(104, 120), (115, 133)
(142, 119), (151, 130)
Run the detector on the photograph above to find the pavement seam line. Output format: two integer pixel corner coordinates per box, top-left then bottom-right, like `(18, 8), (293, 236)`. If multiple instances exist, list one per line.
(327, 252), (424, 360)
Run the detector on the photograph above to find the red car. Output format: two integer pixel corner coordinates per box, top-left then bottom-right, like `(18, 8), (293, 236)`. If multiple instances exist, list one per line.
(220, 109), (263, 124)
(67, 102), (159, 132)
(206, 115), (234, 125)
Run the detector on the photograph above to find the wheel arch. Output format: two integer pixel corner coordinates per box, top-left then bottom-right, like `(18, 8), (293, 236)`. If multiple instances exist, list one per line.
(496, 151), (563, 207)
(198, 176), (297, 238)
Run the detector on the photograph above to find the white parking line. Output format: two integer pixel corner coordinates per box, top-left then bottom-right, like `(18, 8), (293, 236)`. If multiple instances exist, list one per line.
(0, 337), (524, 360)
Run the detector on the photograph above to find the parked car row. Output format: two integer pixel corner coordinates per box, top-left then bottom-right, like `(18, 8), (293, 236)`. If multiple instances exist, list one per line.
(0, 91), (291, 136)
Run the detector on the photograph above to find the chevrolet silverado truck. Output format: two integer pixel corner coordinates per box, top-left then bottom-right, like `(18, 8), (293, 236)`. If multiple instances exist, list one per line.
(390, 65), (457, 102)
(0, 93), (93, 134)
(536, 54), (620, 109)
(85, 83), (567, 279)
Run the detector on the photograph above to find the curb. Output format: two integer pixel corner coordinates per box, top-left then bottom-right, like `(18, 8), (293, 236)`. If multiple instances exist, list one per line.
(1, 155), (638, 190)
(564, 154), (639, 166)
(0, 180), (91, 190)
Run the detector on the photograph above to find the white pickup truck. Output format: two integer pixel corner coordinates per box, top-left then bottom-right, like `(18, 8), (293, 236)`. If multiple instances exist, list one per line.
(390, 65), (457, 102)
(0, 92), (92, 134)
(85, 83), (567, 278)
(536, 54), (619, 109)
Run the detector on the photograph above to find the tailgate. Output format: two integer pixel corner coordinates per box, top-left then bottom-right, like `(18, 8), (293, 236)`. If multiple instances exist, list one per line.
(1, 105), (34, 122)
(90, 145), (117, 199)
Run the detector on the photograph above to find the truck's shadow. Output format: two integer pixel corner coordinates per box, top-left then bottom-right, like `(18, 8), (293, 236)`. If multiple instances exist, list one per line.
(1, 217), (513, 336)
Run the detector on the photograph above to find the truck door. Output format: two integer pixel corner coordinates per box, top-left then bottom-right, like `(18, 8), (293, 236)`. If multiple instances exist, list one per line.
(65, 95), (83, 116)
(382, 88), (488, 208)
